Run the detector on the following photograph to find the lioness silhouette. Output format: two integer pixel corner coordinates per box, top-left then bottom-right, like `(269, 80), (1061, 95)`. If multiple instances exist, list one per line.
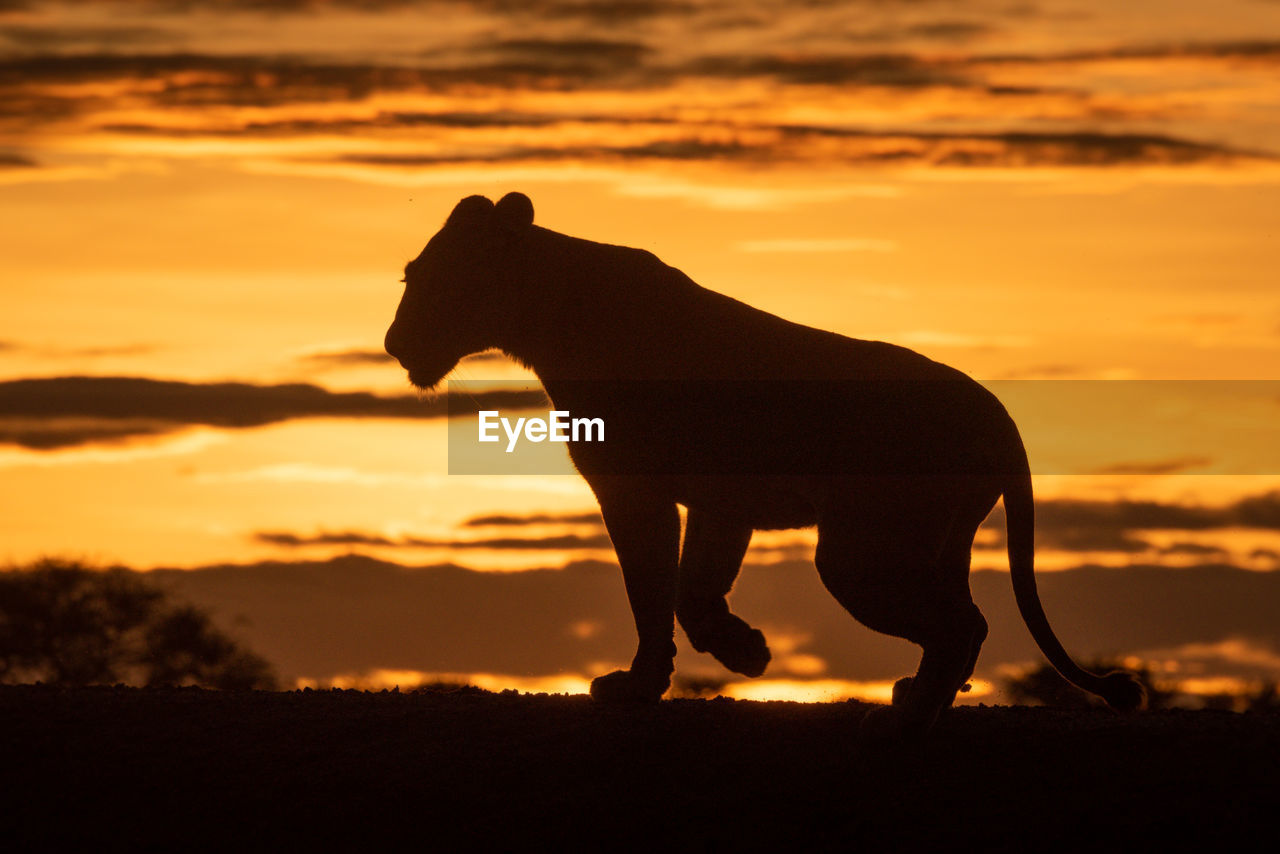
(385, 192), (1144, 734)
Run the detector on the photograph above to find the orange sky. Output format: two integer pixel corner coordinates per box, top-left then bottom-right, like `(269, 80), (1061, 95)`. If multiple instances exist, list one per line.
(2, 0), (1280, 698)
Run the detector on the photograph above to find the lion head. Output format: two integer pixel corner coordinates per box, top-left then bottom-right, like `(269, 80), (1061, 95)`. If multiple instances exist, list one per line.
(384, 192), (535, 389)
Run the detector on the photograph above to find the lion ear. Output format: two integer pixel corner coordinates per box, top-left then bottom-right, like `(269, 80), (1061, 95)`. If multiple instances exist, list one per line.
(447, 195), (495, 226)
(494, 192), (534, 230)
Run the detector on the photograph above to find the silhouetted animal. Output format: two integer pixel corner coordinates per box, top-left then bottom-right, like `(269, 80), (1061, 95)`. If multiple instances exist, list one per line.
(385, 192), (1145, 735)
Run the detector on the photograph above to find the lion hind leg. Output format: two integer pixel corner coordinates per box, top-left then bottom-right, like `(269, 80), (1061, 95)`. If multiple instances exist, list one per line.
(815, 507), (986, 738)
(676, 511), (770, 678)
(892, 593), (989, 706)
(906, 511), (992, 711)
(894, 601), (987, 724)
(850, 598), (986, 741)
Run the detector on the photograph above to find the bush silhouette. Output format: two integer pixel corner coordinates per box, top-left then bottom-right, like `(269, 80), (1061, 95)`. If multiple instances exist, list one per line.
(1003, 658), (1167, 709)
(670, 674), (730, 699)
(0, 558), (276, 690)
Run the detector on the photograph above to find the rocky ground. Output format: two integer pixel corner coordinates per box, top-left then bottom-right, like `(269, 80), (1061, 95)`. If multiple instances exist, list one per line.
(3, 684), (1276, 850)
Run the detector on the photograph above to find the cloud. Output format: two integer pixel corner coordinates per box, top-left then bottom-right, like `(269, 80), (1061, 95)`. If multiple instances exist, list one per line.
(102, 109), (605, 138)
(0, 47), (668, 121)
(129, 0), (698, 17)
(1158, 542), (1230, 558)
(254, 515), (809, 563)
(95, 114), (529, 138)
(255, 531), (402, 547)
(255, 506), (611, 552)
(1031, 528), (1152, 554)
(194, 463), (454, 489)
(254, 529), (615, 550)
(0, 23), (181, 51)
(0, 417), (187, 450)
(0, 54), (447, 116)
(65, 344), (156, 358)
(463, 511), (603, 527)
(258, 492), (1280, 562)
(294, 346), (508, 370)
(1037, 497), (1233, 530)
(19, 0), (427, 11)
(194, 464), (594, 497)
(316, 127), (1266, 171)
(323, 137), (755, 168)
(691, 52), (971, 88)
(612, 176), (902, 210)
(0, 151), (37, 168)
(0, 376), (546, 449)
(992, 364), (1096, 380)
(979, 492), (1280, 553)
(70, 71), (1268, 173)
(925, 130), (1265, 167)
(1093, 456), (1213, 475)
(886, 329), (1031, 349)
(489, 0), (700, 23)
(5, 10), (1277, 178)
(791, 128), (1267, 168)
(899, 21), (994, 43)
(1235, 492), (1280, 528)
(487, 37), (653, 72)
(737, 238), (898, 253)
(0, 429), (226, 468)
(979, 40), (1280, 66)
(8, 24), (1275, 115)
(0, 340), (157, 359)
(295, 348), (395, 368)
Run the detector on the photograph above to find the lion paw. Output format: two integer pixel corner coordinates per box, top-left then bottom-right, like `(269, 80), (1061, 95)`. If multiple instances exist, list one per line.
(891, 676), (914, 707)
(891, 676), (971, 706)
(589, 669), (669, 704)
(684, 614), (771, 678)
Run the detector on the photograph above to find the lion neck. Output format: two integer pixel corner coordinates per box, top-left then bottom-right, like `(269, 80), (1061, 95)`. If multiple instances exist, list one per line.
(493, 226), (702, 382)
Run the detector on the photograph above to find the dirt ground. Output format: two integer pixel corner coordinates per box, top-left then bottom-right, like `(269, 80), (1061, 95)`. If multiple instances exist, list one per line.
(3, 684), (1276, 850)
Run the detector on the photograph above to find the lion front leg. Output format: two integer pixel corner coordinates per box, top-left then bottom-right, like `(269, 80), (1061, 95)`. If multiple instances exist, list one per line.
(589, 489), (680, 703)
(676, 510), (770, 677)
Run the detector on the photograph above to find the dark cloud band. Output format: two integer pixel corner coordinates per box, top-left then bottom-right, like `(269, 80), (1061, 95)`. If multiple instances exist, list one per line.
(255, 530), (615, 550)
(253, 490), (1280, 560)
(3, 32), (1278, 169)
(0, 375), (546, 449)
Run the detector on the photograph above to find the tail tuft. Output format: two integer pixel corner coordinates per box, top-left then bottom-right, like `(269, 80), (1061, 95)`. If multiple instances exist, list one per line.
(1099, 670), (1147, 713)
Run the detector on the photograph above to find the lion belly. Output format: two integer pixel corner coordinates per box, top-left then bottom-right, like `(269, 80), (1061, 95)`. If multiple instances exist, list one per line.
(671, 475), (821, 530)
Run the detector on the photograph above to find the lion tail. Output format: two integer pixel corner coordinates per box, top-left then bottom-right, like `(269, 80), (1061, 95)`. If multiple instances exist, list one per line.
(1003, 452), (1146, 713)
